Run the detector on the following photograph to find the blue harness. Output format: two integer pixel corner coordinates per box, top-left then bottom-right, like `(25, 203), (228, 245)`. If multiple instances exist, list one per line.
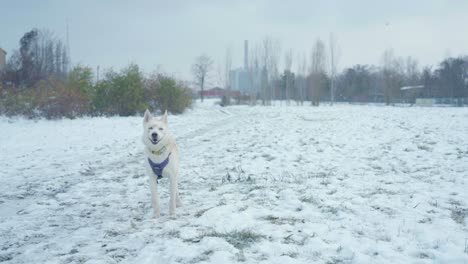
(148, 153), (171, 181)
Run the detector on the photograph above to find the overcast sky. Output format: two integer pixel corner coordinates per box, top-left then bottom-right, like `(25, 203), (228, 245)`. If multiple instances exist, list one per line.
(1, 0), (467, 85)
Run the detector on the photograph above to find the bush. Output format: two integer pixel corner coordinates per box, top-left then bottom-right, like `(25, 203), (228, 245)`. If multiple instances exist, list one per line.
(34, 78), (89, 119)
(68, 65), (94, 96)
(92, 64), (147, 116)
(146, 74), (192, 114)
(0, 77), (89, 119)
(1, 64), (192, 119)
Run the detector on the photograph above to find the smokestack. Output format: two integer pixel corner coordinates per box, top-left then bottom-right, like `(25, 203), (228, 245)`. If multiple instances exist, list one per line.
(244, 40), (248, 69)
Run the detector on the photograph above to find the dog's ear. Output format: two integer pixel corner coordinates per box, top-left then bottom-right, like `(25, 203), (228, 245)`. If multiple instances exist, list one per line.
(143, 109), (152, 123)
(160, 110), (168, 124)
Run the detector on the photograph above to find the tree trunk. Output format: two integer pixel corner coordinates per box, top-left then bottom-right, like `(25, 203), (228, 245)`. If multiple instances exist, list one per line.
(200, 76), (204, 102)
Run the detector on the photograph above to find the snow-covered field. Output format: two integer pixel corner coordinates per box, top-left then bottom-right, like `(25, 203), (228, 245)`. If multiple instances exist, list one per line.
(1, 101), (468, 264)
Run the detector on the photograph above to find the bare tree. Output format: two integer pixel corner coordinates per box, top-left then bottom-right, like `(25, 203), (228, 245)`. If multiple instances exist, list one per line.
(247, 45), (260, 105)
(296, 52), (307, 105)
(381, 49), (398, 105)
(269, 40), (281, 105)
(259, 38), (271, 105)
(55, 41), (63, 77)
(7, 28), (70, 87)
(224, 47), (233, 104)
(258, 37), (281, 105)
(284, 49), (293, 105)
(310, 38), (327, 106)
(328, 33), (340, 105)
(404, 56), (419, 85)
(192, 54), (213, 102)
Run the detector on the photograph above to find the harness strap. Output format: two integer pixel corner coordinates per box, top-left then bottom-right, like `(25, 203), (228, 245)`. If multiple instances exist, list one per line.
(150, 145), (167, 156)
(148, 153), (171, 182)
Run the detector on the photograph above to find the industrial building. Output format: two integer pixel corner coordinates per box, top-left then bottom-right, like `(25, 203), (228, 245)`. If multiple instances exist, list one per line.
(229, 40), (252, 94)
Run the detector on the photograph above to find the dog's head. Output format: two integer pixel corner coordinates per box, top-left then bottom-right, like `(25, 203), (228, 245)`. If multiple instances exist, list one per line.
(142, 109), (169, 148)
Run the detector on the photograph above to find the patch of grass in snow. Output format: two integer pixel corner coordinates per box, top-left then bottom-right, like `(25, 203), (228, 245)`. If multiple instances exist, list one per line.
(196, 230), (265, 250)
(64, 255), (90, 264)
(283, 233), (310, 245)
(194, 207), (212, 218)
(322, 206), (339, 216)
(189, 250), (214, 264)
(370, 204), (396, 217)
(217, 198), (227, 206)
(222, 165), (254, 184)
(326, 256), (345, 264)
(448, 198), (463, 206)
(428, 199), (438, 208)
(281, 251), (299, 258)
(368, 187), (398, 196)
(456, 147), (468, 158)
(353, 229), (365, 236)
(320, 179), (332, 186)
(376, 233), (392, 242)
(417, 252), (434, 259)
(261, 153), (276, 161)
(262, 215), (305, 225)
(238, 205), (248, 212)
(418, 217), (432, 224)
(417, 144), (432, 151)
(300, 195), (320, 205)
(104, 229), (121, 237)
(248, 185), (264, 192)
(105, 247), (132, 262)
(450, 206), (467, 225)
(0, 253), (15, 262)
(163, 229), (180, 238)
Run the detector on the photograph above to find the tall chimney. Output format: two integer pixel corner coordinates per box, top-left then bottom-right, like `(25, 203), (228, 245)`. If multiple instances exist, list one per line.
(244, 40), (248, 69)
(0, 48), (6, 73)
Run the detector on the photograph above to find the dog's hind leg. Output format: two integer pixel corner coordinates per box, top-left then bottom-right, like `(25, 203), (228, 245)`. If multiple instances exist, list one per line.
(169, 176), (177, 217)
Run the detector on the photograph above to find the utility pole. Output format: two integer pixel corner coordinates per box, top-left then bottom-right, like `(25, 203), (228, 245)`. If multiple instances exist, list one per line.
(66, 18), (71, 73)
(329, 33), (336, 106)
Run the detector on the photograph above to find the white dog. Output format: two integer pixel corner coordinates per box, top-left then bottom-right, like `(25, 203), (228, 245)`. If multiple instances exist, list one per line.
(142, 110), (182, 218)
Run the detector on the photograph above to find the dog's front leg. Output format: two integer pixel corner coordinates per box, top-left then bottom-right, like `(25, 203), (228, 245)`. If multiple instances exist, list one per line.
(148, 171), (161, 218)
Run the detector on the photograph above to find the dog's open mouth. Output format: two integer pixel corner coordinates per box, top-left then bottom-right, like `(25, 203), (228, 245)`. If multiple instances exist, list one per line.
(149, 137), (161, 145)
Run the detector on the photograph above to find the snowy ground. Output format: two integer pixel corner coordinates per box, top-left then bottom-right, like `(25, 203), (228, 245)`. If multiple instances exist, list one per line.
(1, 101), (468, 264)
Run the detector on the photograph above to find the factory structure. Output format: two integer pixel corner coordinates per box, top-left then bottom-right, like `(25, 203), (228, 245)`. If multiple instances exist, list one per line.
(0, 47), (6, 73)
(229, 40), (254, 95)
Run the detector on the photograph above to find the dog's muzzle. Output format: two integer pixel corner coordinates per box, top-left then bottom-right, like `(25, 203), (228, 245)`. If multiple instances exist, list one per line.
(149, 133), (160, 144)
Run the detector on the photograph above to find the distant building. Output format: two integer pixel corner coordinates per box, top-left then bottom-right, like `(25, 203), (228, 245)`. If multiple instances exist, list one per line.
(229, 40), (254, 95)
(400, 85), (425, 104)
(230, 68), (250, 94)
(0, 47), (6, 72)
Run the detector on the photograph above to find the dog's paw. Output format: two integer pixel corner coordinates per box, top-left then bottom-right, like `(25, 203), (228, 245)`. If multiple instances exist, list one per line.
(153, 211), (161, 218)
(169, 210), (176, 218)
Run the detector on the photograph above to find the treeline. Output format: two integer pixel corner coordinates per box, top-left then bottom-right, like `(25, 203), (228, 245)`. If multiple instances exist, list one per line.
(216, 37), (468, 106)
(335, 54), (468, 104)
(272, 48), (468, 105)
(0, 29), (192, 119)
